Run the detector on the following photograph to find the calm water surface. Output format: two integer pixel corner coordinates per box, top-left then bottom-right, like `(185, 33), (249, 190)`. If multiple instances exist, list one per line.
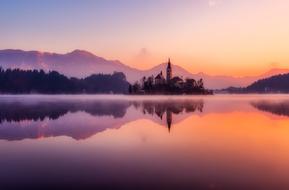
(0, 95), (289, 190)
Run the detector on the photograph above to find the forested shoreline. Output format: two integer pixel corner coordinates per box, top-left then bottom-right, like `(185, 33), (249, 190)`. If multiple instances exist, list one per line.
(0, 68), (129, 94)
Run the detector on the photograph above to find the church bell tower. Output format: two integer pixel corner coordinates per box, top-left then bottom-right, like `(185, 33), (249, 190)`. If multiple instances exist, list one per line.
(166, 58), (172, 82)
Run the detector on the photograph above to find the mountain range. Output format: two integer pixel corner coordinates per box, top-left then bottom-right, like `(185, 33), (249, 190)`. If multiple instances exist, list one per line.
(0, 49), (288, 89)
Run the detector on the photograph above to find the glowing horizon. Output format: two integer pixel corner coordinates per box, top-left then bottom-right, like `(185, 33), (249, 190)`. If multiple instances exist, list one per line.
(1, 0), (289, 77)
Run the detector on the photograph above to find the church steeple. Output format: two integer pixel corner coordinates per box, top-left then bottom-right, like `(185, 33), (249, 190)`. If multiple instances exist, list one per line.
(167, 58), (171, 69)
(166, 58), (172, 82)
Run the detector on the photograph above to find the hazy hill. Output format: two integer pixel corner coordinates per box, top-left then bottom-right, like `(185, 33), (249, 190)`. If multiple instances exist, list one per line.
(246, 73), (289, 93)
(223, 73), (289, 93)
(0, 49), (141, 82)
(1, 49), (288, 89)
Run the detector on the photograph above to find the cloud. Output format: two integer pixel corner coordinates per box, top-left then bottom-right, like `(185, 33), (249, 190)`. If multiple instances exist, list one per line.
(208, 0), (221, 7)
(130, 48), (153, 68)
(137, 48), (149, 58)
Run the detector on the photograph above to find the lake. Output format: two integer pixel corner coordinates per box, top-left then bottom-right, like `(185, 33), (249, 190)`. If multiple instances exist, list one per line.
(0, 94), (289, 189)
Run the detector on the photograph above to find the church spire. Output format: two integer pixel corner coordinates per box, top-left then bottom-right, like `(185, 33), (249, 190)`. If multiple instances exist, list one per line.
(166, 58), (172, 82)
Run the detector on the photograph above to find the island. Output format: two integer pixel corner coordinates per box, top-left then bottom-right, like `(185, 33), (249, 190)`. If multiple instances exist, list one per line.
(129, 59), (213, 95)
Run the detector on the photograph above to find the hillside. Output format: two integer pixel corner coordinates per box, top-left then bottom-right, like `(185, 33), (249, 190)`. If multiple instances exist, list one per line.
(246, 73), (289, 93)
(222, 73), (289, 93)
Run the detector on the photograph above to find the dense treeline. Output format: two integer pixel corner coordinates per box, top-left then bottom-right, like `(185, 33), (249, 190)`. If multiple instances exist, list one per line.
(0, 67), (129, 94)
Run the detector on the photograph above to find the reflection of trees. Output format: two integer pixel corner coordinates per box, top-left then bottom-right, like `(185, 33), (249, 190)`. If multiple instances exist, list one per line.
(0, 101), (130, 123)
(251, 101), (289, 117)
(136, 100), (204, 131)
(140, 100), (203, 117)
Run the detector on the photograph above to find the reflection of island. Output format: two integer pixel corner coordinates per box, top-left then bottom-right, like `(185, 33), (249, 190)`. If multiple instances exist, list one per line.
(251, 101), (289, 117)
(135, 100), (203, 131)
(0, 99), (204, 141)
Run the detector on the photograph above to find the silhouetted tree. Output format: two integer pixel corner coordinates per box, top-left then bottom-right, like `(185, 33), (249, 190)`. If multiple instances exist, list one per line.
(132, 81), (141, 93)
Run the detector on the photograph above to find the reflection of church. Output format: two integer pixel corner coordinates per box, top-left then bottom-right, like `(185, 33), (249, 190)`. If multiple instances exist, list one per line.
(140, 100), (204, 132)
(166, 110), (172, 132)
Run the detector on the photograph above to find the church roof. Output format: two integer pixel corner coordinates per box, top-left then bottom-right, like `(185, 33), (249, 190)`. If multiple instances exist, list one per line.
(155, 72), (164, 80)
(171, 76), (183, 82)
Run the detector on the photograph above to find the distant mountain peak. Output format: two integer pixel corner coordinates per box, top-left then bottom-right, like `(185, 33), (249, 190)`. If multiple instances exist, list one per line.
(68, 49), (96, 57)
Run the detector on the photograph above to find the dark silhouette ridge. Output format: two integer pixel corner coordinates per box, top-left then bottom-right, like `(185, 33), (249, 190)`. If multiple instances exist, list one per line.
(246, 73), (289, 93)
(251, 100), (289, 117)
(223, 72), (289, 93)
(0, 67), (129, 94)
(0, 99), (204, 141)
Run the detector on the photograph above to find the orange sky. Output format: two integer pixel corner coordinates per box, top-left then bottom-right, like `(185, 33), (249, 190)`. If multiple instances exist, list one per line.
(116, 0), (289, 76)
(1, 0), (289, 76)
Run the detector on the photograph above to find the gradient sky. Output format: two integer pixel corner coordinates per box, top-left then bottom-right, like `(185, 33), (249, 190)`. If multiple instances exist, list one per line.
(1, 0), (289, 76)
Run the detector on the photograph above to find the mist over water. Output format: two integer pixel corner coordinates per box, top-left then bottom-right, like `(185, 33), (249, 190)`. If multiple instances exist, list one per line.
(0, 95), (289, 189)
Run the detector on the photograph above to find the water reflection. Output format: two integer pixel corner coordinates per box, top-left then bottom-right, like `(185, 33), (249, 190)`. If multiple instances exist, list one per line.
(252, 100), (289, 117)
(136, 100), (203, 131)
(0, 97), (203, 140)
(1, 95), (289, 189)
(0, 100), (130, 122)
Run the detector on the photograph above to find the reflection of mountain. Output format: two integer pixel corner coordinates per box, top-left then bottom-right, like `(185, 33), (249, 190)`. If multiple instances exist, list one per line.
(252, 101), (289, 117)
(0, 99), (204, 141)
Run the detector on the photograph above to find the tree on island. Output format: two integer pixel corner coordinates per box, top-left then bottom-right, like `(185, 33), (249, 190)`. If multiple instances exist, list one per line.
(129, 59), (212, 95)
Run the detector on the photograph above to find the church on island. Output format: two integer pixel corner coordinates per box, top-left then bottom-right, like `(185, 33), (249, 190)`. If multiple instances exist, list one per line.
(129, 59), (212, 95)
